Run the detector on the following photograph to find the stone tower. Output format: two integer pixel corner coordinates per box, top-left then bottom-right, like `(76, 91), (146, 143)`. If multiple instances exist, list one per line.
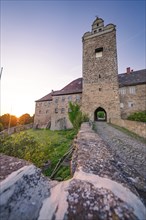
(82, 17), (121, 122)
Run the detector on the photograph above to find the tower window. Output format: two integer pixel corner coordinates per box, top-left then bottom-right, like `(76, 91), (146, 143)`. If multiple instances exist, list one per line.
(99, 28), (102, 32)
(99, 74), (101, 78)
(99, 88), (101, 91)
(95, 47), (103, 58)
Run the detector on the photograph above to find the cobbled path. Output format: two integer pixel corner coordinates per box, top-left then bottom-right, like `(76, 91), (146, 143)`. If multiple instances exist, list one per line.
(95, 122), (146, 180)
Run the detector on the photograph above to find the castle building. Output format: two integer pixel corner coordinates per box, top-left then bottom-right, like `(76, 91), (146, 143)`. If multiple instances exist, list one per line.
(34, 18), (146, 130)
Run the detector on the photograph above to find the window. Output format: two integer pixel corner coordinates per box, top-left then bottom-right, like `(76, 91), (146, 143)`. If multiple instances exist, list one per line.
(119, 88), (126, 95)
(61, 108), (65, 114)
(76, 95), (80, 101)
(99, 74), (101, 78)
(62, 96), (65, 102)
(129, 86), (135, 94)
(39, 110), (41, 114)
(55, 108), (58, 113)
(99, 88), (101, 91)
(55, 98), (58, 103)
(128, 102), (134, 108)
(68, 96), (72, 101)
(94, 30), (97, 34)
(99, 28), (102, 32)
(120, 103), (124, 108)
(95, 47), (103, 58)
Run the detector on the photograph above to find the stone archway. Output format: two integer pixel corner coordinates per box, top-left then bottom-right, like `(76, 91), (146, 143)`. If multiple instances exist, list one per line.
(94, 107), (107, 121)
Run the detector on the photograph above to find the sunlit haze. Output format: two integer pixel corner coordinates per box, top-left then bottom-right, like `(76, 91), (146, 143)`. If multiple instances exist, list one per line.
(1, 0), (145, 117)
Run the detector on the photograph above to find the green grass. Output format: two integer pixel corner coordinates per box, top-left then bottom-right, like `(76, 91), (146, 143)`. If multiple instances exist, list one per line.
(0, 128), (77, 180)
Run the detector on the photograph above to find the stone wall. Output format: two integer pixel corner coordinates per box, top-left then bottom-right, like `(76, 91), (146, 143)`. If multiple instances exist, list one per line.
(0, 123), (145, 220)
(111, 118), (146, 139)
(50, 93), (82, 130)
(34, 100), (52, 128)
(120, 84), (146, 119)
(0, 123), (33, 136)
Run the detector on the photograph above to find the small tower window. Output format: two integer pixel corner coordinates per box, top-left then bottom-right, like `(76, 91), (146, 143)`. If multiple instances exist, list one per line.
(95, 47), (103, 58)
(99, 74), (101, 78)
(99, 88), (101, 91)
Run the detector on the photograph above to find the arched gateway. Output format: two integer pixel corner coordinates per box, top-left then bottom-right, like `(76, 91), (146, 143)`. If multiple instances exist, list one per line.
(94, 107), (107, 121)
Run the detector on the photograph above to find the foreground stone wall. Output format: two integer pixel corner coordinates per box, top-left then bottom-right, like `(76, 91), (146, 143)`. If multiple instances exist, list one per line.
(0, 123), (145, 220)
(111, 118), (146, 139)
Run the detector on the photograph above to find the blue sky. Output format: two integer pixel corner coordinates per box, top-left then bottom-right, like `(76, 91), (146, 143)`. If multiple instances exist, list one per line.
(0, 0), (145, 116)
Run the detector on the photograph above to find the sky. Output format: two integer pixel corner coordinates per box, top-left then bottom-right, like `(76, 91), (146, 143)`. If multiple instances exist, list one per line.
(0, 0), (145, 117)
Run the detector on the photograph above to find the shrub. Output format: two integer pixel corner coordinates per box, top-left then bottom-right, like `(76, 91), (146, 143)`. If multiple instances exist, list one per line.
(68, 102), (89, 131)
(127, 111), (146, 122)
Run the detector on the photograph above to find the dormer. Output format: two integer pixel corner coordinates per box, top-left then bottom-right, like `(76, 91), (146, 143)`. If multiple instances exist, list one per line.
(92, 17), (104, 34)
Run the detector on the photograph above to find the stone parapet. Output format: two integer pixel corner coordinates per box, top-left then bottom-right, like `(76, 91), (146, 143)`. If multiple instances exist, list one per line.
(111, 118), (146, 139)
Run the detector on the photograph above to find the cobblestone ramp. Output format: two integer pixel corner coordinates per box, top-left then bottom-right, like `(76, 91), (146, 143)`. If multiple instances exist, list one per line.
(95, 122), (146, 179)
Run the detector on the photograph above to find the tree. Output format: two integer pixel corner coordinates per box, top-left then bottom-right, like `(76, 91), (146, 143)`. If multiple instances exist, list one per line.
(0, 122), (4, 132)
(0, 114), (17, 129)
(19, 113), (33, 125)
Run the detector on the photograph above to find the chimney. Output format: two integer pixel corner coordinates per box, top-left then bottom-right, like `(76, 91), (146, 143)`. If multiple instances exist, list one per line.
(126, 67), (131, 74)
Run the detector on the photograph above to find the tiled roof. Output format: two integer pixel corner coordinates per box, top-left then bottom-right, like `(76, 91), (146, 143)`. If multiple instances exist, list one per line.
(53, 78), (82, 96)
(36, 69), (146, 102)
(118, 69), (146, 87)
(36, 92), (53, 102)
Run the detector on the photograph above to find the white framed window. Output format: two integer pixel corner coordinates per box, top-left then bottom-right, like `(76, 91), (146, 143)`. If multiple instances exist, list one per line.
(129, 86), (135, 94)
(119, 88), (126, 95)
(128, 102), (134, 108)
(120, 103), (124, 108)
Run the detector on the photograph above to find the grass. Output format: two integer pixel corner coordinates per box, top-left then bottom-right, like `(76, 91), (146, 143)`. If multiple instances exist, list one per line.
(0, 128), (77, 180)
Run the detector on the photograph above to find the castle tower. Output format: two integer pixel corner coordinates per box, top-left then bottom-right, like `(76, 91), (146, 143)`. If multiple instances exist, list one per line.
(82, 17), (121, 122)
